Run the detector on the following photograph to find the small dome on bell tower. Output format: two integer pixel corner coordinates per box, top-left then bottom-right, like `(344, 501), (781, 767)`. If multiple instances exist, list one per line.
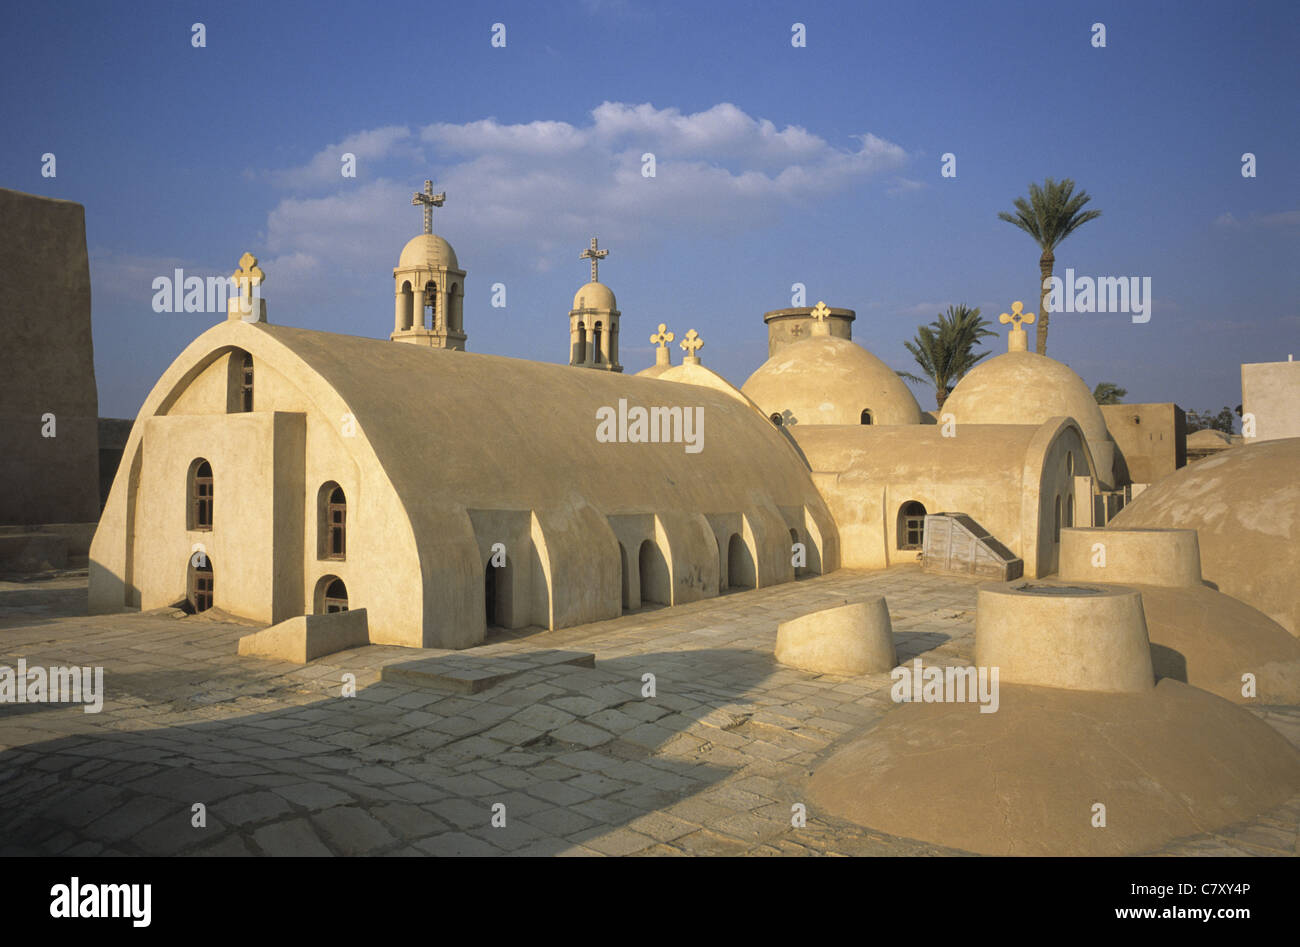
(392, 179), (467, 351)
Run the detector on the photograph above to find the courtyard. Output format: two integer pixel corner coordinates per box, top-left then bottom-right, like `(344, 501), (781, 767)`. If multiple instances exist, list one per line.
(1, 566), (1296, 857)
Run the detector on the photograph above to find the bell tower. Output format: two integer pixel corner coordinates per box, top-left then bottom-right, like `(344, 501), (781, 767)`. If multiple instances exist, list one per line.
(568, 237), (622, 372)
(392, 180), (467, 350)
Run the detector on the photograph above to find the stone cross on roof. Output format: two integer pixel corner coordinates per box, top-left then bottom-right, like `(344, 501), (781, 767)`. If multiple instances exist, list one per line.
(412, 180), (446, 235)
(680, 328), (703, 361)
(999, 300), (1036, 352)
(231, 251), (264, 292)
(650, 323), (675, 348)
(810, 300), (833, 336)
(580, 237), (609, 283)
(228, 252), (266, 323)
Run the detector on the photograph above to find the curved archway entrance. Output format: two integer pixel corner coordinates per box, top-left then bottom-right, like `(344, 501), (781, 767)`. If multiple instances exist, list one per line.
(727, 533), (755, 589)
(638, 539), (670, 606)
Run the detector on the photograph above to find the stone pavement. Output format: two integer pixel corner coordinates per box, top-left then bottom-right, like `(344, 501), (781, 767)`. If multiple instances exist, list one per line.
(0, 567), (1296, 857)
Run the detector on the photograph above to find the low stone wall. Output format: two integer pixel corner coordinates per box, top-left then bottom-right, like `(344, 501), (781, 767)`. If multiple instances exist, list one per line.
(238, 608), (369, 663)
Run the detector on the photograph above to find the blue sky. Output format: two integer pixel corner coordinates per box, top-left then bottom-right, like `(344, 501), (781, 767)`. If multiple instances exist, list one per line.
(4, 0), (1297, 420)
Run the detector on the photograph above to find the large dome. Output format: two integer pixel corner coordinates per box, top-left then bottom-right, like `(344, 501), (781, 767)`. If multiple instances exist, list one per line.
(1111, 438), (1300, 635)
(741, 335), (922, 426)
(398, 233), (459, 271)
(944, 350), (1109, 443)
(572, 280), (616, 312)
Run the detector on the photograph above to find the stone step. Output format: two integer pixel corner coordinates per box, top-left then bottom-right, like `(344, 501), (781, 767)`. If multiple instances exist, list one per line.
(381, 649), (596, 694)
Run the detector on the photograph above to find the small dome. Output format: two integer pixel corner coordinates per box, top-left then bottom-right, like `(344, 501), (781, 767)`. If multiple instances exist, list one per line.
(944, 350), (1110, 444)
(398, 233), (459, 271)
(741, 335), (922, 426)
(573, 281), (616, 312)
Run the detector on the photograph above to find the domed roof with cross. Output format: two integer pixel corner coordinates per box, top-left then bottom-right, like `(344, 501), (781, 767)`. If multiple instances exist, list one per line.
(398, 179), (460, 272)
(742, 302), (923, 426)
(571, 236), (617, 312)
(944, 302), (1109, 445)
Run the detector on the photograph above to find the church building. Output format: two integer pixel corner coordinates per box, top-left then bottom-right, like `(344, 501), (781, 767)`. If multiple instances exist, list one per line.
(89, 186), (838, 648)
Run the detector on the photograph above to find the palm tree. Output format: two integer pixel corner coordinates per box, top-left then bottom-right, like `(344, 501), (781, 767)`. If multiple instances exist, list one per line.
(899, 304), (997, 410)
(998, 178), (1102, 355)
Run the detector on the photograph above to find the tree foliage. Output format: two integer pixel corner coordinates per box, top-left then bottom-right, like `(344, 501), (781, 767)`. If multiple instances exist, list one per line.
(1092, 381), (1127, 405)
(899, 304), (997, 409)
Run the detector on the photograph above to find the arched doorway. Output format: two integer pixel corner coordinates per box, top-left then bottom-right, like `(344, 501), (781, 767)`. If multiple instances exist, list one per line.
(727, 534), (755, 589)
(860, 409), (873, 425)
(188, 554), (214, 613)
(638, 539), (670, 606)
(897, 501), (926, 550)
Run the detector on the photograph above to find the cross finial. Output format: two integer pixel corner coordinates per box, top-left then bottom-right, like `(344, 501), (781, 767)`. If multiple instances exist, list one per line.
(228, 251), (266, 322)
(412, 179), (446, 235)
(579, 236), (610, 283)
(999, 300), (1036, 352)
(680, 328), (703, 362)
(650, 323), (675, 348)
(810, 300), (834, 336)
(232, 251), (264, 291)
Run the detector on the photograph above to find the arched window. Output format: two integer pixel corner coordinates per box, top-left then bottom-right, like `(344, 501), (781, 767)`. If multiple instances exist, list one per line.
(321, 577), (348, 613)
(770, 413), (783, 426)
(1066, 494), (1074, 529)
(593, 322), (604, 363)
(239, 353), (254, 412)
(861, 409), (873, 425)
(574, 321), (587, 364)
(1066, 451), (1074, 476)
(422, 281), (437, 329)
(897, 501), (926, 550)
(318, 483), (346, 560)
(1054, 496), (1062, 542)
(189, 459), (213, 531)
(188, 554), (214, 613)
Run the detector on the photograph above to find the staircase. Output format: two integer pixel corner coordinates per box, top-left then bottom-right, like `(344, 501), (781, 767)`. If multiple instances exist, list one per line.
(921, 513), (1023, 581)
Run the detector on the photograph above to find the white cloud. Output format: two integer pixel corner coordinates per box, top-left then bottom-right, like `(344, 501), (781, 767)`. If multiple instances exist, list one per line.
(1215, 209), (1300, 229)
(257, 102), (911, 295)
(268, 125), (418, 189)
